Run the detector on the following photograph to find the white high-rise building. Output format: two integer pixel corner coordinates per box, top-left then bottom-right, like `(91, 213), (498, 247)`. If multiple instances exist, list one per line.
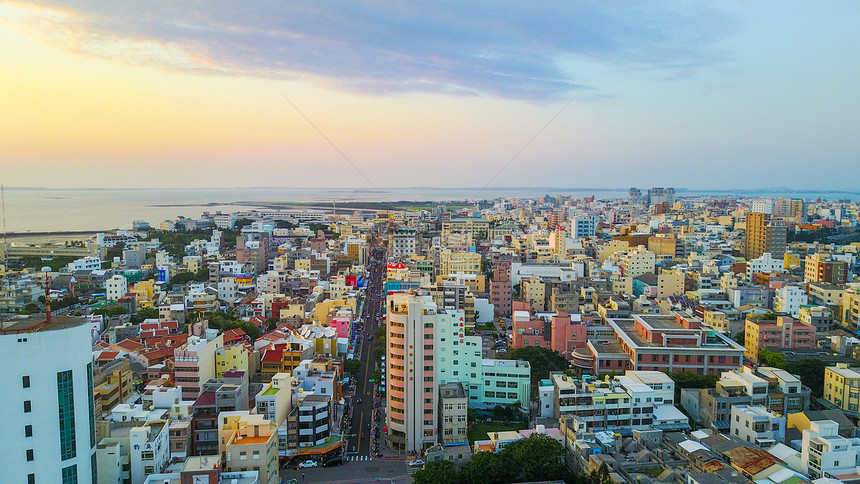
(1, 315), (97, 484)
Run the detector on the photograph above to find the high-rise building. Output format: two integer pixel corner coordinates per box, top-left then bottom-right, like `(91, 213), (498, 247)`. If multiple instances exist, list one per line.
(744, 212), (787, 260)
(1, 315), (97, 484)
(385, 293), (444, 452)
(647, 187), (675, 206)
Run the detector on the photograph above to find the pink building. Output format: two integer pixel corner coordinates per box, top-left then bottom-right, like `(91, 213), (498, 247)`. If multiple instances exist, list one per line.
(511, 302), (589, 359)
(745, 315), (816, 362)
(571, 313), (747, 376)
(329, 317), (351, 339)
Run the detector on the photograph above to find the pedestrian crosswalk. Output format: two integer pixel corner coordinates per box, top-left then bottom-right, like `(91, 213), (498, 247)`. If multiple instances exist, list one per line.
(347, 455), (373, 462)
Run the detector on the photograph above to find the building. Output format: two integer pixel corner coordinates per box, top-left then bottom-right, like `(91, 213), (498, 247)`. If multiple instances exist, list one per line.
(191, 373), (250, 455)
(219, 412), (279, 484)
(490, 259), (512, 317)
(438, 382), (468, 445)
(774, 286), (808, 318)
(549, 372), (660, 431)
(570, 214), (597, 240)
(744, 315), (816, 362)
(98, 420), (171, 484)
(438, 249), (482, 276)
(729, 405), (785, 448)
(800, 420), (860, 480)
(1, 315), (97, 484)
(682, 365), (809, 430)
(571, 313), (746, 376)
(798, 305), (835, 332)
(389, 227), (418, 257)
(174, 334), (225, 401)
(511, 308), (587, 360)
(805, 253), (849, 285)
(745, 212), (787, 260)
(255, 373), (292, 458)
(106, 274), (128, 301)
(824, 363), (860, 417)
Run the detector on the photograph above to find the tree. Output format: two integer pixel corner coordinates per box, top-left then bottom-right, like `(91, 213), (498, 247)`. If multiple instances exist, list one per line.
(203, 311), (262, 341)
(412, 460), (459, 484)
(759, 349), (787, 369)
(504, 346), (569, 396)
(786, 358), (826, 397)
(501, 433), (567, 482)
(460, 451), (517, 484)
(234, 218), (256, 230)
(130, 307), (159, 324)
(733, 332), (745, 345)
(344, 358), (361, 376)
(667, 370), (719, 389)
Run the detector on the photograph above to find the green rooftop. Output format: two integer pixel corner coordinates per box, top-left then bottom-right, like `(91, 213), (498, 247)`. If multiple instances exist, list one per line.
(261, 387), (279, 396)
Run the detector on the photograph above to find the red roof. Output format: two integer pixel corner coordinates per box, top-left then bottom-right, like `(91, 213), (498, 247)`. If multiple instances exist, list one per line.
(97, 351), (120, 361)
(193, 391), (216, 406)
(141, 346), (174, 362)
(223, 328), (247, 344)
(115, 338), (144, 352)
(261, 348), (284, 363)
(387, 262), (407, 270)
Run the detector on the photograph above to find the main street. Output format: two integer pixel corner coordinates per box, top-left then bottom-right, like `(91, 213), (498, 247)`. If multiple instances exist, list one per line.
(279, 247), (413, 483)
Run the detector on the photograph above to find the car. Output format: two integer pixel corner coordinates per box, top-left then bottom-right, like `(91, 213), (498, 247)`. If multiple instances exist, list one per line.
(297, 460), (319, 469)
(496, 348), (507, 355)
(323, 457), (343, 467)
(368, 335), (373, 341)
(408, 459), (425, 468)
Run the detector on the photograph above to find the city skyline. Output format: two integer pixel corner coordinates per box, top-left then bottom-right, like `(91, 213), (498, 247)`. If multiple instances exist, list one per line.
(2, 2), (858, 190)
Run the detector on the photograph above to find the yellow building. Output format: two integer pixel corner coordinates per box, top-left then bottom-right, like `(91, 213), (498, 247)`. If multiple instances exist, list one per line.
(294, 259), (311, 272)
(219, 412), (279, 484)
(435, 273), (486, 293)
(843, 286), (860, 329)
(439, 249), (481, 276)
(215, 345), (250, 378)
(133, 280), (156, 308)
(784, 252), (802, 270)
(94, 367), (134, 414)
(312, 297), (357, 323)
(658, 270), (686, 297)
(823, 363), (860, 414)
(521, 275), (546, 312)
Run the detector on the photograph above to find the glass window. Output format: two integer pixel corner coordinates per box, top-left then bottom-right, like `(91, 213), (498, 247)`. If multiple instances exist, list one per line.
(57, 370), (77, 460)
(23, 375), (30, 388)
(61, 465), (77, 484)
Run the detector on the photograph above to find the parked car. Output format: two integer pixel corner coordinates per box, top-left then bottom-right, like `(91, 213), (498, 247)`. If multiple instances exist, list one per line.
(297, 460), (319, 469)
(323, 457), (343, 467)
(408, 459), (425, 468)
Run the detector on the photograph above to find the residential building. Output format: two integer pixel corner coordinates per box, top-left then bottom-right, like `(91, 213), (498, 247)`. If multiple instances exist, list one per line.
(191, 372), (249, 455)
(824, 363), (860, 416)
(744, 315), (816, 361)
(438, 382), (468, 445)
(255, 373), (292, 458)
(389, 227), (418, 257)
(219, 412), (279, 484)
(174, 334), (224, 401)
(682, 365), (809, 431)
(805, 253), (849, 285)
(745, 212), (787, 260)
(1, 315), (97, 484)
(798, 305), (835, 332)
(549, 372), (662, 431)
(800, 420), (860, 480)
(774, 286), (808, 318)
(438, 249), (482, 276)
(511, 307), (587, 360)
(490, 259), (512, 317)
(729, 405), (785, 448)
(570, 214), (596, 240)
(106, 274), (128, 301)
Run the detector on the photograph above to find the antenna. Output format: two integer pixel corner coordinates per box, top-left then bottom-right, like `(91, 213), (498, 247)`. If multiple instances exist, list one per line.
(1, 184), (6, 269)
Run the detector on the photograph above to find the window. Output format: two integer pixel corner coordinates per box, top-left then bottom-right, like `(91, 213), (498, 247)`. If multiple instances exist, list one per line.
(25, 425), (33, 437)
(26, 449), (34, 461)
(57, 370), (77, 460)
(24, 400), (32, 413)
(28, 475), (35, 484)
(61, 465), (77, 484)
(23, 375), (30, 388)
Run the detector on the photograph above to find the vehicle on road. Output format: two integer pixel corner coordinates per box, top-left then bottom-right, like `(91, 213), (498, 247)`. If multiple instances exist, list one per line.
(297, 460), (318, 469)
(368, 335), (373, 341)
(323, 457), (343, 467)
(408, 459), (425, 468)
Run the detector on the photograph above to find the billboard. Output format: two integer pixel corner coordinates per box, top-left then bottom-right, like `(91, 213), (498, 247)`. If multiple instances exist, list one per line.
(235, 273), (255, 289)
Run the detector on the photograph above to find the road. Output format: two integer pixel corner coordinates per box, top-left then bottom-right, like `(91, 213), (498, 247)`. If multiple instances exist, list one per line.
(347, 247), (386, 459)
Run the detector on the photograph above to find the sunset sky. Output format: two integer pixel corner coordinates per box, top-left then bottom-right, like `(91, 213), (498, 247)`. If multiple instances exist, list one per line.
(1, 1), (858, 190)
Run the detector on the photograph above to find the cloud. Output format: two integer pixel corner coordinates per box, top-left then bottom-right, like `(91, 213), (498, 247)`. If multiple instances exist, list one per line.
(7, 1), (736, 100)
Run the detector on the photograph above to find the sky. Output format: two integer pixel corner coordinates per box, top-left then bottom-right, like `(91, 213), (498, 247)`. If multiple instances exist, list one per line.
(1, 1), (858, 191)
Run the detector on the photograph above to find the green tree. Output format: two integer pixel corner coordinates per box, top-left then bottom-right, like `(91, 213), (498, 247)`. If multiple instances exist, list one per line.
(412, 460), (459, 484)
(504, 346), (569, 396)
(460, 451), (517, 484)
(733, 332), (745, 345)
(235, 218), (256, 230)
(344, 358), (361, 375)
(93, 306), (130, 317)
(130, 307), (159, 324)
(501, 433), (567, 482)
(203, 311), (262, 341)
(786, 358), (826, 397)
(759, 349), (787, 369)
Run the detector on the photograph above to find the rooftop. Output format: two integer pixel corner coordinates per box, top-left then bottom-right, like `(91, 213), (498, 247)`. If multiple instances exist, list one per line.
(0, 314), (88, 334)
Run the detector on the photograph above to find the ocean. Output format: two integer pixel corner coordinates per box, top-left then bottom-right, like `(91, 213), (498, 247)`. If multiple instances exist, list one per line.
(0, 186), (856, 234)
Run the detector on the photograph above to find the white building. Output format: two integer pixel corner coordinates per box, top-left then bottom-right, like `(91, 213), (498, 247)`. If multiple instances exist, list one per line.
(106, 274), (129, 301)
(1, 316), (97, 484)
(774, 285), (808, 318)
(801, 420), (860, 480)
(730, 405), (785, 448)
(747, 252), (785, 279)
(570, 214), (597, 240)
(68, 256), (103, 272)
(751, 199), (775, 215)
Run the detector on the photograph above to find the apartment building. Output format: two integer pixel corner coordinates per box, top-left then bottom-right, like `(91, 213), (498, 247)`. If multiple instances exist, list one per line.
(682, 365), (809, 430)
(511, 307), (587, 360)
(389, 227), (418, 257)
(774, 286), (808, 318)
(805, 253), (849, 285)
(801, 420), (860, 480)
(174, 334), (224, 401)
(191, 373), (250, 456)
(730, 405), (785, 448)
(744, 315), (816, 361)
(1, 315), (97, 484)
(219, 412), (279, 484)
(824, 363), (860, 416)
(490, 259), (512, 317)
(438, 249), (482, 276)
(745, 212), (787, 260)
(798, 305), (835, 332)
(438, 382), (468, 445)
